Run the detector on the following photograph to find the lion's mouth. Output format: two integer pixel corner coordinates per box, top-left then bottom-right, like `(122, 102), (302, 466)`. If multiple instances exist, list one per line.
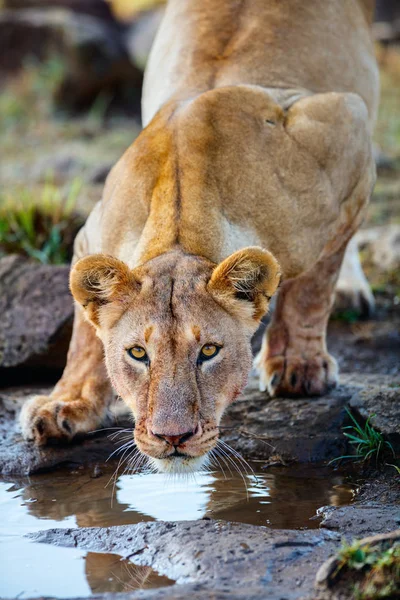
(169, 449), (189, 458)
(149, 453), (208, 474)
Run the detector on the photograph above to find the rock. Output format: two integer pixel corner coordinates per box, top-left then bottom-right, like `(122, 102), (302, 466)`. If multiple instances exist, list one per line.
(56, 8), (142, 112)
(356, 224), (400, 271)
(219, 374), (354, 463)
(0, 255), (73, 370)
(315, 529), (400, 600)
(0, 7), (142, 111)
(0, 8), (65, 72)
(318, 505), (400, 538)
(350, 385), (400, 450)
(1, 372), (398, 476)
(29, 516), (400, 600)
(29, 519), (340, 600)
(328, 317), (400, 377)
(355, 472), (400, 505)
(0, 386), (131, 476)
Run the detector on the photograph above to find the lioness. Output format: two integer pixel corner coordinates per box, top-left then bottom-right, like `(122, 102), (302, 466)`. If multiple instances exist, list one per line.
(21, 0), (378, 473)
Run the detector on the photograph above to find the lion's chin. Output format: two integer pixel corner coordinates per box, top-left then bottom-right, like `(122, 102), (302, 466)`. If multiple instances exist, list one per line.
(149, 454), (208, 474)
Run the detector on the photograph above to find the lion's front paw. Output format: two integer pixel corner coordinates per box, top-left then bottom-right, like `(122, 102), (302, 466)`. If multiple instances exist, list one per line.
(255, 352), (338, 397)
(20, 395), (104, 445)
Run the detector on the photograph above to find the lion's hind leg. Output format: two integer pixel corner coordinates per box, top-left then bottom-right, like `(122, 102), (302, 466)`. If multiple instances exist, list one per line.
(254, 246), (342, 397)
(255, 173), (374, 398)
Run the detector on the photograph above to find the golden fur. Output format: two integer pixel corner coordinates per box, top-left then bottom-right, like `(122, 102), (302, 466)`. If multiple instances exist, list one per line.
(21, 0), (378, 473)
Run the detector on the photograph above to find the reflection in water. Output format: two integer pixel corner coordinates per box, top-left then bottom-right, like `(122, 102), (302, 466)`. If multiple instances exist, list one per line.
(7, 463), (354, 529)
(85, 552), (174, 594)
(0, 463), (355, 598)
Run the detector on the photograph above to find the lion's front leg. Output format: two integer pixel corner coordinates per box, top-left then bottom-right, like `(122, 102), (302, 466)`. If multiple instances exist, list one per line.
(20, 305), (114, 445)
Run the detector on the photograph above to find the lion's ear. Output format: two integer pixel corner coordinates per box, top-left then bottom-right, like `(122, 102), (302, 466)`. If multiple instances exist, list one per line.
(208, 247), (281, 324)
(70, 254), (139, 327)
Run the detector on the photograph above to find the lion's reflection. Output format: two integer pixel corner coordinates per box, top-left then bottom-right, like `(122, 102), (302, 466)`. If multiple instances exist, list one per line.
(85, 552), (174, 593)
(12, 463), (353, 530)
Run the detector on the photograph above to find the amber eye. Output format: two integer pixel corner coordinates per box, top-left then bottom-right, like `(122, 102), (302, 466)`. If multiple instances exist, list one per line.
(127, 346), (148, 363)
(198, 344), (221, 364)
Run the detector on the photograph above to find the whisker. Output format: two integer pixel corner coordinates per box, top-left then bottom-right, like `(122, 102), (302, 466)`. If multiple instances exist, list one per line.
(218, 438), (258, 482)
(105, 443), (138, 506)
(209, 449), (227, 480)
(210, 448), (230, 479)
(108, 428), (134, 441)
(106, 440), (135, 462)
(111, 447), (141, 502)
(88, 426), (131, 434)
(216, 442), (249, 497)
(126, 450), (146, 475)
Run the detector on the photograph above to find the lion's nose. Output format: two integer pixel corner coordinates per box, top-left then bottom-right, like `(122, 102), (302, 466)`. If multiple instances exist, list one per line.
(152, 429), (196, 447)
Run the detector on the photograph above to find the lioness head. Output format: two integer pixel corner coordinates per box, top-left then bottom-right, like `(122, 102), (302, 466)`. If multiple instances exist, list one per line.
(70, 248), (280, 473)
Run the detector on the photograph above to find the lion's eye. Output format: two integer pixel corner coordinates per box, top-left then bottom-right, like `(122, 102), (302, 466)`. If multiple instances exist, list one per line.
(127, 346), (148, 362)
(198, 344), (221, 363)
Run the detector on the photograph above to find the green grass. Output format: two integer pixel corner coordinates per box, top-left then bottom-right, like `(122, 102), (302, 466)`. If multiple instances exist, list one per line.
(0, 178), (84, 264)
(330, 408), (395, 465)
(335, 539), (400, 600)
(331, 308), (363, 324)
(387, 463), (400, 475)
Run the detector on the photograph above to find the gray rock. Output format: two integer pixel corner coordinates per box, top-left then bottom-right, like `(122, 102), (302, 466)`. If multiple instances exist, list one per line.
(2, 372), (398, 476)
(318, 505), (400, 538)
(29, 519), (340, 600)
(0, 255), (73, 370)
(0, 7), (64, 73)
(0, 374), (353, 476)
(29, 514), (400, 600)
(350, 385), (400, 450)
(355, 473), (400, 505)
(219, 374), (354, 462)
(0, 386), (131, 476)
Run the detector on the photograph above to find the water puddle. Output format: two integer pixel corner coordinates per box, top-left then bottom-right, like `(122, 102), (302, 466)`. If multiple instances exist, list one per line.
(0, 463), (354, 598)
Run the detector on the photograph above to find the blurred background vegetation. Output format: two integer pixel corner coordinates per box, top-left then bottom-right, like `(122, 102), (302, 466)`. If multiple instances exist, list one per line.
(0, 0), (399, 300)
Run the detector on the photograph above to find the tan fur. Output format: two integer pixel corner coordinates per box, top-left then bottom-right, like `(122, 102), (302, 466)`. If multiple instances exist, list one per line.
(20, 0), (378, 472)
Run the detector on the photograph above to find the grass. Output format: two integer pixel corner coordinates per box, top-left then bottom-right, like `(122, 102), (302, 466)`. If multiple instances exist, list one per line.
(0, 56), (65, 133)
(374, 47), (400, 158)
(330, 408), (395, 466)
(331, 308), (364, 324)
(334, 538), (400, 599)
(0, 178), (84, 264)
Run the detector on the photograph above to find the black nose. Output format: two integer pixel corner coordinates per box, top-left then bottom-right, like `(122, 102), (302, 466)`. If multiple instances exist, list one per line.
(153, 429), (196, 447)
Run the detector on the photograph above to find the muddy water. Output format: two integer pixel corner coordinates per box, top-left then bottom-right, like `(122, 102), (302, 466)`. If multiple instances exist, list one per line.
(0, 463), (354, 598)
